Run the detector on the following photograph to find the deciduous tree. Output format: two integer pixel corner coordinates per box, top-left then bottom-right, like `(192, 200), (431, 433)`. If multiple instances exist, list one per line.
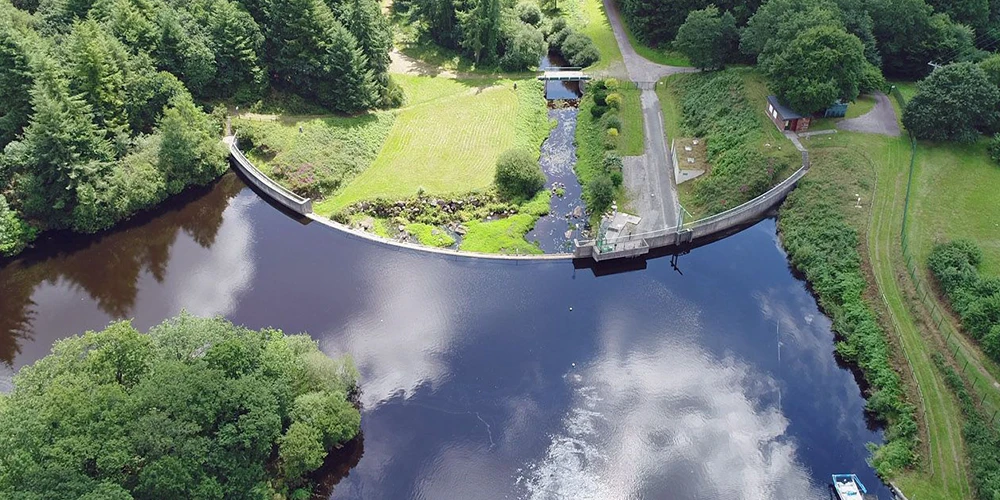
(902, 62), (1000, 141)
(674, 5), (737, 70)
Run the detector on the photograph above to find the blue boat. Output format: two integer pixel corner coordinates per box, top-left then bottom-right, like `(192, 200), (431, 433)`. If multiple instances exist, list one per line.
(832, 474), (877, 500)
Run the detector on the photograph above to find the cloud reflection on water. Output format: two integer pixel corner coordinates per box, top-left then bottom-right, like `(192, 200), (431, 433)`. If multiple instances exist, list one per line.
(522, 290), (823, 500)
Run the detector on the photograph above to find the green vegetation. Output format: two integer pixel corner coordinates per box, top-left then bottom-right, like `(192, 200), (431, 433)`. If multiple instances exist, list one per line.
(846, 94), (878, 119)
(933, 353), (1000, 500)
(903, 63), (1000, 143)
(235, 113), (396, 198)
(546, 15), (600, 68)
(908, 139), (1000, 275)
(0, 0), (398, 258)
(929, 241), (1000, 360)
(495, 149), (546, 200)
(0, 313), (361, 498)
(460, 213), (542, 254)
(406, 222), (456, 246)
(779, 145), (918, 478)
(659, 70), (798, 216)
(560, 0), (625, 70)
(575, 79), (630, 216)
(391, 0), (548, 71)
(673, 6), (737, 71)
(323, 78), (549, 213)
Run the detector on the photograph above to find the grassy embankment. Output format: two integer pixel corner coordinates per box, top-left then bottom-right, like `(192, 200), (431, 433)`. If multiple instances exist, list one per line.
(779, 141), (920, 481)
(657, 69), (799, 219)
(792, 94), (972, 498)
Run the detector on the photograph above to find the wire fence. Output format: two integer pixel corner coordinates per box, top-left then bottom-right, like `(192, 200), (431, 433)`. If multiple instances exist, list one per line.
(891, 86), (1000, 427)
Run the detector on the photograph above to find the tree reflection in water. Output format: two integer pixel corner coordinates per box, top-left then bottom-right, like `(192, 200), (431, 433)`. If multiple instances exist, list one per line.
(0, 173), (243, 366)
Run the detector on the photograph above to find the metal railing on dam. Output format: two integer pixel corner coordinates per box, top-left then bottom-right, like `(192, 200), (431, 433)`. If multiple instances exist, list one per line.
(226, 136), (313, 215)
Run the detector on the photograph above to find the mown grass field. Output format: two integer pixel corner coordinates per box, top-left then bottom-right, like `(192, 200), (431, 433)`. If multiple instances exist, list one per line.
(316, 76), (550, 214)
(907, 140), (1000, 275)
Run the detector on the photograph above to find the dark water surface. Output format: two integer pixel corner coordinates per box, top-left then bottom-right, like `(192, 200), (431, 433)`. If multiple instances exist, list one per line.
(0, 174), (892, 499)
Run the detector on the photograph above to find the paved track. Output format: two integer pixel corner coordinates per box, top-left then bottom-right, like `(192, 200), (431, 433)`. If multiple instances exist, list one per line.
(837, 92), (901, 137)
(602, 0), (695, 232)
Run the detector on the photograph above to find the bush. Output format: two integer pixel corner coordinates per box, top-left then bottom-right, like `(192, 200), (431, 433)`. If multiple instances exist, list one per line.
(990, 134), (1000, 165)
(586, 175), (614, 213)
(601, 113), (622, 130)
(516, 2), (543, 26)
(590, 104), (609, 118)
(502, 22), (548, 71)
(606, 127), (619, 136)
(567, 42), (599, 67)
(605, 93), (622, 109)
(602, 151), (623, 171)
(272, 163), (336, 198)
(929, 240), (1000, 356)
(558, 32), (599, 67)
(495, 149), (546, 200)
(0, 193), (36, 257)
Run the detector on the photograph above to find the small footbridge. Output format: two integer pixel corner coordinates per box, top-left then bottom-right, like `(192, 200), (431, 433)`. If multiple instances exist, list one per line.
(537, 67), (591, 82)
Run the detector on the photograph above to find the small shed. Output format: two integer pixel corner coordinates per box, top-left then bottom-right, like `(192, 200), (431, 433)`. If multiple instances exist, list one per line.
(766, 95), (811, 133)
(822, 100), (848, 118)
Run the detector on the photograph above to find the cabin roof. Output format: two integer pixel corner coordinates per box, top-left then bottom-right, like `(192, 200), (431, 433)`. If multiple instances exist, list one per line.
(767, 95), (804, 120)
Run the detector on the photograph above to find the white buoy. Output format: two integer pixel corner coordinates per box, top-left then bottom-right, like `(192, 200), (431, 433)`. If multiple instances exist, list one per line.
(569, 307), (573, 311)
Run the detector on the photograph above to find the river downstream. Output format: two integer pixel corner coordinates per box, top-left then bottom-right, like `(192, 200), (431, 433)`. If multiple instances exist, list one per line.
(0, 174), (892, 499)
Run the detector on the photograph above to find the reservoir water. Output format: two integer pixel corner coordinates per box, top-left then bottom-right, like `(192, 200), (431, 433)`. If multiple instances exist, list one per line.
(0, 174), (892, 499)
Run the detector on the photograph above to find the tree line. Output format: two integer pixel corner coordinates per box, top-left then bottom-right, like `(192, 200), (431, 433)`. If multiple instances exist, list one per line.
(393, 0), (599, 70)
(623, 0), (1000, 80)
(0, 0), (395, 258)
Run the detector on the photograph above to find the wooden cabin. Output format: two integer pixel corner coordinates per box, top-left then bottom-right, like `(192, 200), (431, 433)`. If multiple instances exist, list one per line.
(766, 95), (811, 133)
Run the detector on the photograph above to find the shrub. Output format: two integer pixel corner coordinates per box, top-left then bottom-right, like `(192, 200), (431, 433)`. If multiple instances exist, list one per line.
(516, 2), (543, 26)
(929, 240), (1000, 356)
(590, 104), (609, 118)
(502, 22), (548, 71)
(605, 78), (619, 90)
(272, 163), (336, 198)
(586, 175), (615, 213)
(602, 151), (623, 171)
(610, 169), (623, 187)
(606, 127), (619, 136)
(990, 134), (1000, 165)
(0, 194), (36, 257)
(605, 93), (622, 109)
(495, 149), (546, 200)
(560, 32), (599, 67)
(601, 113), (622, 130)
(568, 43), (599, 67)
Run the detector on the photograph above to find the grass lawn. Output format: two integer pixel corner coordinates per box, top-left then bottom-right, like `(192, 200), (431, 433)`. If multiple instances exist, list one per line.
(459, 214), (543, 254)
(617, 88), (644, 155)
(907, 139), (1000, 275)
(560, 0), (624, 72)
(316, 77), (550, 214)
(845, 94), (878, 119)
(406, 222), (456, 247)
(803, 130), (972, 500)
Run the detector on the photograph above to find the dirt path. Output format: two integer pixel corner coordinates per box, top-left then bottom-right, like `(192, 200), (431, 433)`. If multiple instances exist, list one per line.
(837, 92), (901, 137)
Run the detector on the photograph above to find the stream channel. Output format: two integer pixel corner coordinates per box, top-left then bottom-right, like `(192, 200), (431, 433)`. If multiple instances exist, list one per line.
(526, 52), (588, 253)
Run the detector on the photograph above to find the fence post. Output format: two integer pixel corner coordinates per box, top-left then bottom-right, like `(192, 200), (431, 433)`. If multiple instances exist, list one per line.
(963, 360), (969, 374)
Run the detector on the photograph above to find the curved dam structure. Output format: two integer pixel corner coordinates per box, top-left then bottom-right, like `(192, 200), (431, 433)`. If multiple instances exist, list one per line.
(225, 137), (807, 263)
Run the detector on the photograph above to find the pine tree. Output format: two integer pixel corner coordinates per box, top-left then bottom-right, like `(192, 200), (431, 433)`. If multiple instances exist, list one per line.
(318, 22), (374, 112)
(0, 18), (35, 148)
(18, 60), (112, 229)
(64, 19), (131, 154)
(340, 0), (391, 92)
(456, 0), (500, 64)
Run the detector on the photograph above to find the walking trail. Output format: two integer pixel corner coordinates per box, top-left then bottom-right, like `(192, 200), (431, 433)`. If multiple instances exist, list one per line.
(602, 0), (695, 232)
